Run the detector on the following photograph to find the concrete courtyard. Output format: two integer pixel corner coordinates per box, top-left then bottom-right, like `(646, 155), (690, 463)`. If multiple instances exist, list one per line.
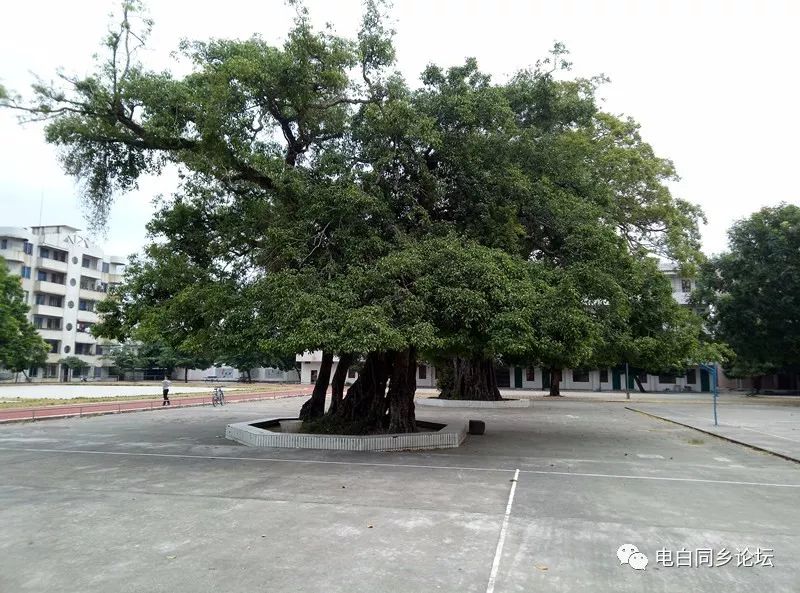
(0, 396), (798, 593)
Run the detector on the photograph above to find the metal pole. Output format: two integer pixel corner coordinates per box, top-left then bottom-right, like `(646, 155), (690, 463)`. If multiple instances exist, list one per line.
(625, 362), (630, 400)
(712, 365), (719, 427)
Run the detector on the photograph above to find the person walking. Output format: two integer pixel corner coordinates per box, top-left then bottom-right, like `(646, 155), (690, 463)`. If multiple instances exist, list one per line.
(162, 377), (172, 406)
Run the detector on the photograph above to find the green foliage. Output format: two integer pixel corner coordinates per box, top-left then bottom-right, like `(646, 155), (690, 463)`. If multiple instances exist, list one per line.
(0, 257), (49, 374)
(694, 203), (800, 376)
(58, 356), (90, 370)
(5, 3), (714, 402)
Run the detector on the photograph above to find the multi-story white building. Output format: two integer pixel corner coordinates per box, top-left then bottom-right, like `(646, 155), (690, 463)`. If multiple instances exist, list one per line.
(0, 225), (126, 381)
(659, 260), (695, 306)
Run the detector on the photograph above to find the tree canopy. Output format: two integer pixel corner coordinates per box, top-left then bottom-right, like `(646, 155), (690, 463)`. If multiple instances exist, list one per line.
(694, 203), (800, 381)
(0, 258), (49, 378)
(3, 1), (714, 427)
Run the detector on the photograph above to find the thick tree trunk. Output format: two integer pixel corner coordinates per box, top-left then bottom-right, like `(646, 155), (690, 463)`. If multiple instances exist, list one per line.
(439, 356), (501, 401)
(549, 366), (562, 397)
(299, 351), (334, 421)
(387, 347), (417, 433)
(184, 368), (188, 383)
(753, 375), (762, 394)
(327, 351), (392, 432)
(328, 353), (354, 415)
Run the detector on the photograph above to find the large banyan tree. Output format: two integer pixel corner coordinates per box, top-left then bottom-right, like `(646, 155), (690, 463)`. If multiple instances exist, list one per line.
(3, 1), (718, 431)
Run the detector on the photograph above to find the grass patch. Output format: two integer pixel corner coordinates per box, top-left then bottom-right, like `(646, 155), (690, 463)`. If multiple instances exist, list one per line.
(687, 438), (705, 445)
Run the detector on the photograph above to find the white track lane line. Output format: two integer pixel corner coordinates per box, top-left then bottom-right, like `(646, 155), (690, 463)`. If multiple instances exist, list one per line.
(486, 468), (519, 593)
(0, 446), (798, 488)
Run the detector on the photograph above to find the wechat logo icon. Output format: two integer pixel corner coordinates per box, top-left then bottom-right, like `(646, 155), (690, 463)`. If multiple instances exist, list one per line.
(617, 544), (648, 570)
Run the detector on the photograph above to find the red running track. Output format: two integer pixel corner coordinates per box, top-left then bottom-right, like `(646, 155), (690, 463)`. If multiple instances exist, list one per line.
(0, 386), (314, 423)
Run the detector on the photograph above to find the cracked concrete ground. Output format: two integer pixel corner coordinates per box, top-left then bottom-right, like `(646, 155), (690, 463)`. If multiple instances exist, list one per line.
(0, 396), (798, 593)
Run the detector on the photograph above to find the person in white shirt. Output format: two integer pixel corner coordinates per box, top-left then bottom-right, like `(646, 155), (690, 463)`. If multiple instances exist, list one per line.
(162, 378), (171, 406)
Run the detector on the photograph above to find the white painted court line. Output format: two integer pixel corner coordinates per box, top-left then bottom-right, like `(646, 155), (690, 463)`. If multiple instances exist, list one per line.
(0, 446), (512, 474)
(0, 446), (798, 488)
(516, 468), (800, 488)
(739, 426), (800, 443)
(486, 468), (519, 593)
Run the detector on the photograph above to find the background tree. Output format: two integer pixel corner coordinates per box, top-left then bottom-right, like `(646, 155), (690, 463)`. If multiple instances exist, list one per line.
(103, 343), (140, 378)
(0, 257), (49, 380)
(694, 203), (800, 390)
(58, 356), (90, 381)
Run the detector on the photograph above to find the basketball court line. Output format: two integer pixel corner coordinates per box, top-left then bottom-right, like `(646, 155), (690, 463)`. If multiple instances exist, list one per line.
(0, 446), (798, 488)
(486, 469), (519, 593)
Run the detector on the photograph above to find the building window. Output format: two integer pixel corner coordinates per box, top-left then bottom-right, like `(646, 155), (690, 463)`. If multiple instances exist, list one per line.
(0, 239), (6, 249)
(48, 295), (63, 307)
(418, 365), (427, 380)
(35, 293), (46, 305)
(102, 262), (110, 273)
(681, 279), (692, 293)
(572, 369), (590, 383)
(310, 369), (318, 383)
(40, 247), (50, 259)
(600, 368), (609, 383)
(658, 374), (676, 384)
(686, 369), (697, 384)
(79, 300), (96, 312)
(95, 345), (104, 356)
(37, 270), (48, 281)
(526, 368), (535, 382)
(21, 266), (31, 279)
(28, 366), (39, 377)
(37, 317), (60, 330)
(53, 250), (67, 262)
(63, 345), (71, 354)
(23, 242), (33, 255)
(75, 343), (93, 355)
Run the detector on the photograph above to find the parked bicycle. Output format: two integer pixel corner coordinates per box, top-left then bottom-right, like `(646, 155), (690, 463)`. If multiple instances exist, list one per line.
(212, 386), (225, 407)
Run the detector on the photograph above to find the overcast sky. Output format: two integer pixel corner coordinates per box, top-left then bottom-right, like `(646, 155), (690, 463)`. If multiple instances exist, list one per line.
(1, 0), (798, 258)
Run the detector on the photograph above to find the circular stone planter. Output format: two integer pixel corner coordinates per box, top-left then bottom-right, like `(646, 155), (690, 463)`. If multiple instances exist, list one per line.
(226, 417), (467, 451)
(416, 397), (532, 408)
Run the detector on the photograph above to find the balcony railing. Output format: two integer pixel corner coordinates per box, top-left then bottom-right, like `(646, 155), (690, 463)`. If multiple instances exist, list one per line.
(33, 280), (67, 296)
(31, 303), (65, 317)
(2, 249), (27, 262)
(36, 257), (69, 273)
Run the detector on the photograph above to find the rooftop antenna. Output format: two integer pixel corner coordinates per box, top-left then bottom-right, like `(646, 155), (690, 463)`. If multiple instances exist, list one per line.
(38, 191), (44, 228)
